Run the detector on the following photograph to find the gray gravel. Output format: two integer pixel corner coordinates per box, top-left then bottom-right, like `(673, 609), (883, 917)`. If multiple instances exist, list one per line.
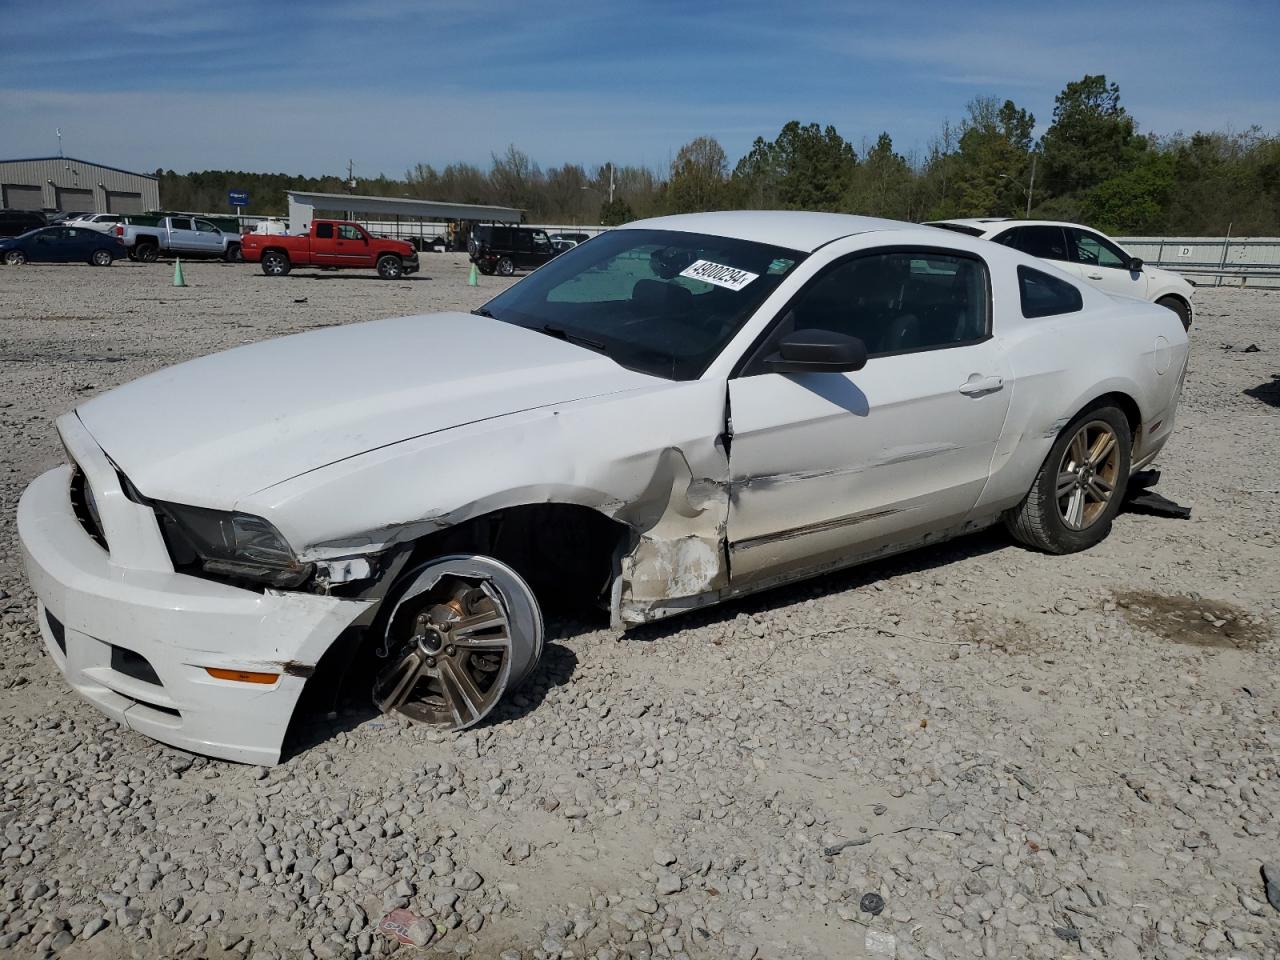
(1, 258), (1278, 959)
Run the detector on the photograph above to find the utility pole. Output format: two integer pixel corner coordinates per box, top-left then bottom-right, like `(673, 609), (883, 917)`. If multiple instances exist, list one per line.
(346, 159), (356, 194)
(1025, 152), (1037, 218)
(57, 128), (63, 159)
(608, 162), (615, 206)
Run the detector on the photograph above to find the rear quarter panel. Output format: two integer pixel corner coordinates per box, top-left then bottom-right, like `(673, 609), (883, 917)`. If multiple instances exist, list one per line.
(980, 265), (1189, 511)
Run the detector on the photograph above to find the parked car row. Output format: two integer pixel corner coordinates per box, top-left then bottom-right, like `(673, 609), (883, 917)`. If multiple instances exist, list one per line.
(1, 209), (1193, 324)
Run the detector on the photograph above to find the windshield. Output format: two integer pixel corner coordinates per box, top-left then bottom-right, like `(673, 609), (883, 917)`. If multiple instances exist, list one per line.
(478, 228), (804, 380)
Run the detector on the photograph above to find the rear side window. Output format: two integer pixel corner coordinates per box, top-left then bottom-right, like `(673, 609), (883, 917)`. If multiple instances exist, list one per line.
(315, 223), (334, 238)
(995, 226), (1069, 262)
(170, 217), (193, 230)
(1018, 265), (1083, 318)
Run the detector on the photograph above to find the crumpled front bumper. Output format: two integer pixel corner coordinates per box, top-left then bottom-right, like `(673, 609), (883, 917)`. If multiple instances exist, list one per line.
(16, 414), (372, 765)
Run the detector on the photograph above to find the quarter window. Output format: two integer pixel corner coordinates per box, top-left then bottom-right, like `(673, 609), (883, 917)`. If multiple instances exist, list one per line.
(1018, 265), (1083, 318)
(315, 223), (334, 239)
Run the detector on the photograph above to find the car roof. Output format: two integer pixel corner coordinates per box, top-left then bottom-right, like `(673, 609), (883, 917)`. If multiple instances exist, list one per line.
(623, 211), (915, 253)
(928, 217), (1095, 233)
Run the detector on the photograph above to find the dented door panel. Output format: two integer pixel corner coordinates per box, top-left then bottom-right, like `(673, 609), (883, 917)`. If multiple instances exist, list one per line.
(725, 341), (1012, 583)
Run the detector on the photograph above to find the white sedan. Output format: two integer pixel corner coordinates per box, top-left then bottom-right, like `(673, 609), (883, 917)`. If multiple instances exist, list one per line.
(925, 218), (1195, 329)
(18, 211), (1189, 764)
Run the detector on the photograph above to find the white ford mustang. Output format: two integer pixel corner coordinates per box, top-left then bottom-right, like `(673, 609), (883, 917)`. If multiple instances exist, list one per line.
(18, 212), (1189, 764)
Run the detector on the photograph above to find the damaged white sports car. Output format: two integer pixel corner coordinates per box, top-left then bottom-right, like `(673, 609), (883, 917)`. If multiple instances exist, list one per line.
(18, 212), (1189, 763)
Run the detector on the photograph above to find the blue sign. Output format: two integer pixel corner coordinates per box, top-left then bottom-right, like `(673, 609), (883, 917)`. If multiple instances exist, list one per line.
(227, 190), (249, 207)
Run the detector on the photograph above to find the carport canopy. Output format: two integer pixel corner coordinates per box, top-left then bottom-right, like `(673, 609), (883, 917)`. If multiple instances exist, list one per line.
(286, 191), (522, 232)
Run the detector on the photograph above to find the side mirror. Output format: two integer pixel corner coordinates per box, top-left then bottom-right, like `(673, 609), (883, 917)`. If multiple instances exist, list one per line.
(765, 329), (868, 374)
(1127, 257), (1143, 272)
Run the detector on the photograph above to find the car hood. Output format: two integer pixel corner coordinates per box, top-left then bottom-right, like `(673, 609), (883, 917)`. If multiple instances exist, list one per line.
(76, 312), (660, 508)
(1146, 265), (1193, 293)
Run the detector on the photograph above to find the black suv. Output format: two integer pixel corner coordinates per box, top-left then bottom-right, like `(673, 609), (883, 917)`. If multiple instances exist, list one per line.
(0, 210), (47, 238)
(469, 225), (556, 276)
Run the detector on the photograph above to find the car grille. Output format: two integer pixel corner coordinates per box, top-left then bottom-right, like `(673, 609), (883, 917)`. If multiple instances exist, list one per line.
(45, 608), (67, 655)
(69, 467), (108, 550)
(110, 645), (162, 686)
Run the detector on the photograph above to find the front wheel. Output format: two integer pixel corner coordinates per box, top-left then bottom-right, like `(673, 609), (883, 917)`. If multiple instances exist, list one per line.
(90, 249), (113, 267)
(497, 257), (515, 277)
(1006, 404), (1132, 554)
(260, 250), (291, 276)
(376, 255), (403, 280)
(373, 556), (543, 730)
(1156, 295), (1191, 331)
(4, 250), (26, 266)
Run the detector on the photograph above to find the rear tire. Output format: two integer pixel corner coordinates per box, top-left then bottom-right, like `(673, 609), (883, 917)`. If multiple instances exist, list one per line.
(1005, 403), (1131, 554)
(4, 250), (26, 266)
(90, 249), (113, 266)
(497, 257), (515, 277)
(224, 244), (242, 263)
(478, 262), (495, 276)
(135, 244), (159, 263)
(377, 255), (403, 280)
(1156, 295), (1191, 330)
(261, 250), (291, 276)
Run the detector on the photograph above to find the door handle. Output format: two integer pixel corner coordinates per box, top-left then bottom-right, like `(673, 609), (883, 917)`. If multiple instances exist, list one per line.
(959, 375), (1004, 395)
(1087, 273), (1104, 280)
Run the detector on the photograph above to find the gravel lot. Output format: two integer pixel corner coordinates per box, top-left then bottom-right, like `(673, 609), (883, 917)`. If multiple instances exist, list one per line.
(1, 258), (1278, 960)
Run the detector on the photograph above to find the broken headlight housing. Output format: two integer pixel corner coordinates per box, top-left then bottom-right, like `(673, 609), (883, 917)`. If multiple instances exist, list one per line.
(157, 503), (312, 588)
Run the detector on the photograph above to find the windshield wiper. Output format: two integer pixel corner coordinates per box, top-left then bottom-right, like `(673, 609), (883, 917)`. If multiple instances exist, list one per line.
(540, 324), (609, 356)
(471, 306), (498, 319)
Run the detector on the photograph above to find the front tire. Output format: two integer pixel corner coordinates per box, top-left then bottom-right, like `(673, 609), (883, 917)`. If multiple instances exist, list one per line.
(497, 257), (515, 277)
(4, 250), (26, 266)
(372, 556), (543, 730)
(1006, 404), (1132, 554)
(376, 255), (403, 280)
(1156, 295), (1191, 330)
(90, 249), (113, 266)
(260, 250), (291, 276)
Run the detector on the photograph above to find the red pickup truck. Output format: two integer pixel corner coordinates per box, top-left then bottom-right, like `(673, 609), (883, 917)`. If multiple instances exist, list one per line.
(240, 220), (419, 279)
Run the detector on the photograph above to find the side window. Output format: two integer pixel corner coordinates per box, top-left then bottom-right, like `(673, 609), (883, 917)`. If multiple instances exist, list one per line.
(994, 226), (1069, 261)
(195, 220), (218, 234)
(1018, 265), (1083, 318)
(1069, 228), (1127, 268)
(170, 218), (193, 230)
(314, 223), (334, 239)
(532, 231), (551, 252)
(337, 224), (364, 241)
(746, 250), (989, 372)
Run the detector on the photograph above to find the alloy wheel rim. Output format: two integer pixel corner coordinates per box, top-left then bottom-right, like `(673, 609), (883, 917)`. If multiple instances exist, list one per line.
(374, 576), (515, 729)
(1056, 420), (1120, 530)
(93, 251), (110, 265)
(6, 251), (24, 265)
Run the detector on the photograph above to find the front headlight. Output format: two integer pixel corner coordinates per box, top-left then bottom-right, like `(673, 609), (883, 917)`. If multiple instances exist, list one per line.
(157, 502), (312, 588)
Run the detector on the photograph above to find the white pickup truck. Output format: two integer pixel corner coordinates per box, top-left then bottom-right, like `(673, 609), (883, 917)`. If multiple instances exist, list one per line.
(114, 216), (242, 262)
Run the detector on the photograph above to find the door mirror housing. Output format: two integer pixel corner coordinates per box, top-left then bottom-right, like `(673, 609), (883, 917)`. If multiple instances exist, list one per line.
(1127, 257), (1143, 272)
(765, 329), (868, 374)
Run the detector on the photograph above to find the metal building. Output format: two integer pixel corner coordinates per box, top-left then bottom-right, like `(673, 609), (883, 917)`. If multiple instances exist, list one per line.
(0, 156), (160, 215)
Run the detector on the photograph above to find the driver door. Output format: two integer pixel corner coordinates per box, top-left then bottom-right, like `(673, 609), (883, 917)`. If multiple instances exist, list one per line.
(725, 249), (1012, 585)
(1066, 227), (1148, 300)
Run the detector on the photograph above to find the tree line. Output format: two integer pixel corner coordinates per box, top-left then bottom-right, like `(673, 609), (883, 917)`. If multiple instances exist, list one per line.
(155, 75), (1280, 236)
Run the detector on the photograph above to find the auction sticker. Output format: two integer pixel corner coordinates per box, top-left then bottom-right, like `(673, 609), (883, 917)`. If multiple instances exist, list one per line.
(679, 259), (759, 291)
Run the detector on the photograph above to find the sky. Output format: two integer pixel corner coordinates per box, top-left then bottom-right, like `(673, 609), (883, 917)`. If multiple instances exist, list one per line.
(1, 0), (1277, 179)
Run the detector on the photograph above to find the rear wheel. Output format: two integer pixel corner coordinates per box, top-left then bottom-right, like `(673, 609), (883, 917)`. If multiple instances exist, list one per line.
(1006, 404), (1131, 554)
(135, 244), (159, 263)
(4, 250), (26, 266)
(477, 262), (495, 276)
(90, 249), (113, 266)
(497, 257), (515, 277)
(223, 244), (242, 263)
(1156, 295), (1191, 330)
(373, 556), (543, 730)
(376, 255), (403, 280)
(261, 250), (291, 276)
